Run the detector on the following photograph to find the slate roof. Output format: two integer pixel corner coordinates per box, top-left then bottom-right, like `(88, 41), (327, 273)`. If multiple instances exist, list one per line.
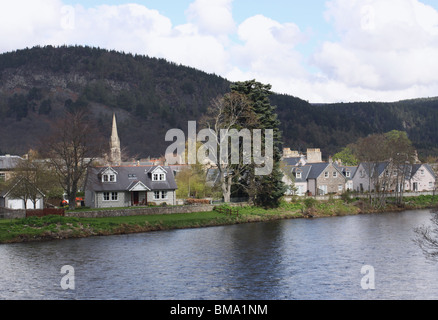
(282, 157), (302, 166)
(334, 165), (358, 180)
(307, 162), (330, 179)
(284, 165), (312, 183)
(85, 166), (178, 192)
(0, 155), (23, 170)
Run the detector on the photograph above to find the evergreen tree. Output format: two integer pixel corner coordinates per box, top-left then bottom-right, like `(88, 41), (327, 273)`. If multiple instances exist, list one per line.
(230, 80), (286, 208)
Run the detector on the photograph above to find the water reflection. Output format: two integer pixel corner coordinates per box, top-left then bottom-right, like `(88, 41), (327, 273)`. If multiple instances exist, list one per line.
(1, 210), (438, 300)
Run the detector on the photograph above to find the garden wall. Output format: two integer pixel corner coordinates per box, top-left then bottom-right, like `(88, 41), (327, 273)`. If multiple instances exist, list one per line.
(65, 204), (215, 218)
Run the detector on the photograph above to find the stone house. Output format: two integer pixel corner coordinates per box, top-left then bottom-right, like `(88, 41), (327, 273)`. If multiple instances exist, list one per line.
(352, 162), (436, 193)
(0, 155), (23, 182)
(282, 161), (347, 196)
(307, 162), (347, 196)
(84, 165), (178, 208)
(408, 164), (436, 191)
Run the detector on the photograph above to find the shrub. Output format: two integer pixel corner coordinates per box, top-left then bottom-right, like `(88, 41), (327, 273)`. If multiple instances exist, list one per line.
(304, 198), (317, 209)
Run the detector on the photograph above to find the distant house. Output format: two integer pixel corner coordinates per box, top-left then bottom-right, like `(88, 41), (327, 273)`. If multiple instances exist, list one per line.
(335, 165), (357, 191)
(407, 164), (436, 192)
(84, 165), (178, 208)
(0, 178), (45, 210)
(282, 165), (311, 196)
(307, 162), (347, 196)
(0, 155), (23, 182)
(282, 160), (348, 196)
(353, 162), (436, 193)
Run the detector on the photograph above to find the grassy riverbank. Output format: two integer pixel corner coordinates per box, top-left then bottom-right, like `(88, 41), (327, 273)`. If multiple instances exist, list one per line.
(1, 195), (437, 244)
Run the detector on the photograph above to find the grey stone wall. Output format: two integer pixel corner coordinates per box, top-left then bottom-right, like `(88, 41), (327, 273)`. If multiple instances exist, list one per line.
(0, 207), (26, 219)
(65, 204), (215, 218)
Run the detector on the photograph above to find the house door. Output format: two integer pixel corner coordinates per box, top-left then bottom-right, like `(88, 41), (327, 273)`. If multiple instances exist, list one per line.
(413, 182), (418, 192)
(133, 192), (139, 205)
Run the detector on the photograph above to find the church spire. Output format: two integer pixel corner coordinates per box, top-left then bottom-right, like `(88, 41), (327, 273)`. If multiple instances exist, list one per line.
(110, 113), (122, 165)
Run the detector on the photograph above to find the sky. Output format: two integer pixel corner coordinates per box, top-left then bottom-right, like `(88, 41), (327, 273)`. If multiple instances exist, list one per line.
(1, 0), (438, 103)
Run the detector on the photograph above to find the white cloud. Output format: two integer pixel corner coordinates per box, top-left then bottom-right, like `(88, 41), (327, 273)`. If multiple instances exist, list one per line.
(312, 0), (438, 99)
(185, 0), (235, 36)
(1, 0), (438, 103)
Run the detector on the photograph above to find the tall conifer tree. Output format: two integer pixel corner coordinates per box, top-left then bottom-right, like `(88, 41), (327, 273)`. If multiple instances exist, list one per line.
(230, 80), (286, 208)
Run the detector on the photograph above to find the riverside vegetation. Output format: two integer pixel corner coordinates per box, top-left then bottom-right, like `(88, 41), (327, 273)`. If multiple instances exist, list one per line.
(1, 195), (437, 244)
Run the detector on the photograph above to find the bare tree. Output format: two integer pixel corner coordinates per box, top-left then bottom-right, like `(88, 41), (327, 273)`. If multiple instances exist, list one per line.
(43, 111), (103, 210)
(414, 209), (438, 260)
(201, 92), (257, 203)
(7, 151), (55, 209)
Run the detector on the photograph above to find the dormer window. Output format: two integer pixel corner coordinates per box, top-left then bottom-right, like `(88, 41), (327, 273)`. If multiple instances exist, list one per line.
(153, 173), (166, 181)
(103, 174), (116, 182)
(296, 171), (302, 179)
(101, 168), (118, 183)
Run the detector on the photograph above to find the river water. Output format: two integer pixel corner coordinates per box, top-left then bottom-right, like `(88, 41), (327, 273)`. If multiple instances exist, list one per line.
(1, 209), (438, 300)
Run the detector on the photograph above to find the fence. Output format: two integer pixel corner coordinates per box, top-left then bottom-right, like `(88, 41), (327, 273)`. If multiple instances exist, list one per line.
(26, 208), (65, 218)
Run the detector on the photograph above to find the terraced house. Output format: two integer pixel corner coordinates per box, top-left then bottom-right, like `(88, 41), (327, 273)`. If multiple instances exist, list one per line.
(84, 165), (178, 208)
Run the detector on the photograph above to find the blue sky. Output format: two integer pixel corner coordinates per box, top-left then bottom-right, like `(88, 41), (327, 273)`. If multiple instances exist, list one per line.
(1, 0), (438, 103)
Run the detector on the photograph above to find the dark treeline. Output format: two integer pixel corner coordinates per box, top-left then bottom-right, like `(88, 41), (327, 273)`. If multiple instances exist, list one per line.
(0, 45), (438, 159)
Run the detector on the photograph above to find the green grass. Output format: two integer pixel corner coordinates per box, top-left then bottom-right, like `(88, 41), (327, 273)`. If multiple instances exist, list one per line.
(2, 195), (435, 244)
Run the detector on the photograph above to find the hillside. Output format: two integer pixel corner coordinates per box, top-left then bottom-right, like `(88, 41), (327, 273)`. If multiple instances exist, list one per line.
(0, 45), (438, 160)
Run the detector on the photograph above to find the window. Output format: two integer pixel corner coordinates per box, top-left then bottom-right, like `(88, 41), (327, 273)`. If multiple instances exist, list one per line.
(338, 184), (343, 192)
(0, 173), (5, 182)
(154, 191), (168, 200)
(346, 171), (351, 178)
(102, 174), (116, 182)
(152, 173), (166, 181)
(296, 172), (302, 179)
(333, 171), (337, 178)
(429, 182), (434, 188)
(324, 172), (329, 178)
(421, 169), (425, 176)
(103, 192), (118, 201)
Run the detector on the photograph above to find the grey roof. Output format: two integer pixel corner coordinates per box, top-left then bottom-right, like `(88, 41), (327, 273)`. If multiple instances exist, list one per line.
(282, 157), (302, 166)
(284, 165), (312, 183)
(0, 155), (23, 170)
(334, 165), (358, 180)
(307, 162), (330, 179)
(85, 165), (177, 192)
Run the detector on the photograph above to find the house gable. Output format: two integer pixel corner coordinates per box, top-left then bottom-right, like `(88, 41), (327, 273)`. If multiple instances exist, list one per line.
(128, 181), (150, 192)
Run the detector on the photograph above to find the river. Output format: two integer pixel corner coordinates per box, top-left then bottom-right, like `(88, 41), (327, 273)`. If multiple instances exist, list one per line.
(1, 209), (437, 300)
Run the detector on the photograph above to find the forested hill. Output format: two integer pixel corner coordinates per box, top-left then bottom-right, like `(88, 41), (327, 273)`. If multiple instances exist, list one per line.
(0, 45), (438, 160)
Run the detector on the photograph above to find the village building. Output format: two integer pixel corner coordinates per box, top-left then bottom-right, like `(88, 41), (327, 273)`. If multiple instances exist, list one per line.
(0, 155), (23, 182)
(352, 162), (436, 193)
(84, 165), (178, 208)
(84, 113), (178, 208)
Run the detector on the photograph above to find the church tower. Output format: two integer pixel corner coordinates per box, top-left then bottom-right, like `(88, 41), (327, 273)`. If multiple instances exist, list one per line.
(110, 113), (122, 165)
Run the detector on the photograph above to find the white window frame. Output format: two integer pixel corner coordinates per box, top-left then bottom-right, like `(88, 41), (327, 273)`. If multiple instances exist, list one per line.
(153, 173), (166, 181)
(296, 172), (302, 179)
(103, 192), (118, 201)
(346, 171), (351, 178)
(154, 191), (168, 200)
(333, 171), (338, 178)
(103, 174), (116, 183)
(324, 172), (329, 178)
